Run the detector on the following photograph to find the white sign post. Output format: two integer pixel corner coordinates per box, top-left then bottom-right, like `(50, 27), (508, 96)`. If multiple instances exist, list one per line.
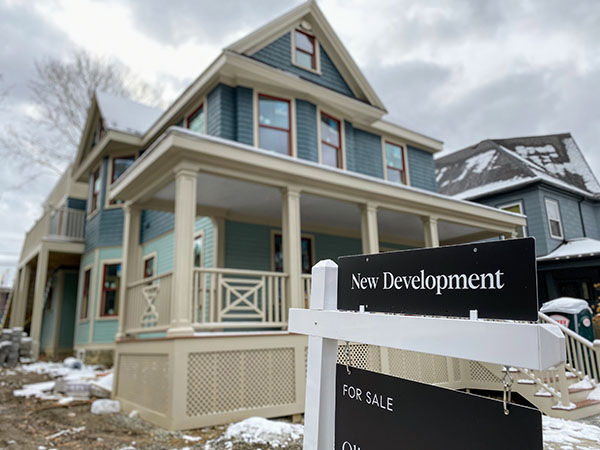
(289, 259), (566, 450)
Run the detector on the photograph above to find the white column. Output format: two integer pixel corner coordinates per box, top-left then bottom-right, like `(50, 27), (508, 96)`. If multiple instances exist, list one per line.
(116, 204), (141, 340)
(360, 203), (379, 254)
(30, 246), (49, 359)
(422, 216), (440, 248)
(282, 187), (303, 309)
(168, 167), (197, 337)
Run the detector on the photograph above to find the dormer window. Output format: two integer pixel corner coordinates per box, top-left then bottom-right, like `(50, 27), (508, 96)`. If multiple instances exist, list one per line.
(294, 29), (316, 71)
(186, 104), (205, 134)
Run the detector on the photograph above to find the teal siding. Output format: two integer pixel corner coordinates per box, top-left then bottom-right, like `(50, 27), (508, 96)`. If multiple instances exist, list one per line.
(345, 122), (383, 178)
(407, 146), (437, 192)
(540, 186), (584, 252)
(207, 83), (236, 140)
(581, 201), (600, 240)
(93, 320), (118, 343)
(236, 86), (254, 146)
(40, 283), (59, 352)
(75, 322), (89, 346)
(75, 251), (95, 346)
(141, 211), (174, 243)
(67, 197), (86, 210)
(296, 100), (318, 162)
(195, 217), (214, 268)
(58, 272), (78, 349)
(314, 233), (361, 261)
(251, 32), (354, 98)
(225, 221), (271, 270)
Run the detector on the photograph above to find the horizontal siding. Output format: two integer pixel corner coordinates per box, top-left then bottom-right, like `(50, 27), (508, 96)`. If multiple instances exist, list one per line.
(75, 321), (89, 346)
(225, 220), (271, 270)
(195, 217), (214, 268)
(345, 122), (383, 178)
(207, 83), (236, 141)
(407, 146), (437, 192)
(581, 201), (600, 240)
(93, 320), (118, 343)
(296, 99), (318, 162)
(84, 212), (100, 253)
(314, 233), (361, 262)
(58, 272), (78, 349)
(141, 210), (174, 243)
(236, 86), (254, 146)
(251, 32), (354, 98)
(67, 197), (86, 210)
(143, 232), (175, 274)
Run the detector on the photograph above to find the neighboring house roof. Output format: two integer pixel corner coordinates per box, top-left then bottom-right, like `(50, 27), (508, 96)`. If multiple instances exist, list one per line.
(96, 90), (163, 136)
(537, 238), (600, 262)
(436, 134), (600, 200)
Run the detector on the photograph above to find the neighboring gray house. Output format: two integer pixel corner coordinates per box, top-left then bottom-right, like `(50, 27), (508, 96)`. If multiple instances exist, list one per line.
(436, 133), (600, 312)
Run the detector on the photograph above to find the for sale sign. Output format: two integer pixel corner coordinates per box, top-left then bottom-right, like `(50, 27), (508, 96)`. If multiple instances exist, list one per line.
(337, 237), (538, 321)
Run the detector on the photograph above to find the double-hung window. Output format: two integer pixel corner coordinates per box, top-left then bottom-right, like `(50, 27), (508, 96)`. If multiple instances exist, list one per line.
(186, 104), (205, 134)
(499, 202), (526, 237)
(80, 269), (91, 320)
(90, 167), (101, 214)
(320, 113), (342, 168)
(545, 198), (563, 239)
(385, 142), (406, 184)
(100, 263), (121, 317)
(294, 30), (316, 70)
(258, 95), (291, 155)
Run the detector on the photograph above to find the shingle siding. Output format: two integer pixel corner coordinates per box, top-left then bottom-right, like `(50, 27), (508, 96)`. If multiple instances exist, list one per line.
(141, 210), (174, 244)
(236, 86), (254, 146)
(407, 146), (437, 192)
(251, 32), (355, 98)
(345, 121), (383, 178)
(225, 220), (272, 271)
(296, 100), (318, 162)
(207, 83), (236, 140)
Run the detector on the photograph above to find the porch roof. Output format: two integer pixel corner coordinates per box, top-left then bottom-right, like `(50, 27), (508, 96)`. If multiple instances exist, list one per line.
(110, 127), (525, 242)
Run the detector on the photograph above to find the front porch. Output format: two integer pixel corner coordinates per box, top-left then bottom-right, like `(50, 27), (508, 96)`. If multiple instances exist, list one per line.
(109, 128), (526, 428)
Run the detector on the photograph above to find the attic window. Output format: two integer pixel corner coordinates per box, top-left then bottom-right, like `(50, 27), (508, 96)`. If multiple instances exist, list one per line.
(294, 29), (316, 70)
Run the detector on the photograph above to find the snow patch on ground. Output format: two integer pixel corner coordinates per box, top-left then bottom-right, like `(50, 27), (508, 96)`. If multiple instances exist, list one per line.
(543, 416), (600, 446)
(205, 417), (303, 449)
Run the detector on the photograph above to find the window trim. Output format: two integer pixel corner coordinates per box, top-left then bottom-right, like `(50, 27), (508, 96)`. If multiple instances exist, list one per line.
(143, 252), (157, 279)
(545, 198), (564, 240)
(97, 259), (122, 319)
(498, 201), (527, 237)
(256, 93), (293, 156)
(291, 28), (321, 74)
(383, 140), (408, 185)
(270, 230), (315, 274)
(79, 267), (92, 321)
(318, 110), (344, 169)
(89, 166), (101, 216)
(185, 103), (206, 134)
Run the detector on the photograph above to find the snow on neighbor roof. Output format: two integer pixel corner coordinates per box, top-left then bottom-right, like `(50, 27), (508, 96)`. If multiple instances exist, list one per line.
(95, 91), (163, 136)
(538, 237), (600, 261)
(540, 297), (591, 314)
(436, 134), (600, 200)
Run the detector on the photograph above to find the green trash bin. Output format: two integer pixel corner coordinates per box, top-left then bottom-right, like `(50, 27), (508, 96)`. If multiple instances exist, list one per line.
(540, 297), (595, 341)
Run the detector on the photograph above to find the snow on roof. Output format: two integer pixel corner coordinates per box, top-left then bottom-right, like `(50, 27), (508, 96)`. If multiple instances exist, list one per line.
(540, 297), (591, 314)
(436, 134), (600, 200)
(538, 238), (600, 261)
(95, 91), (163, 136)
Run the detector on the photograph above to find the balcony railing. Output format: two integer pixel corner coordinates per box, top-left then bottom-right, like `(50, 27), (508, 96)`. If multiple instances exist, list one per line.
(49, 206), (86, 240)
(123, 267), (311, 335)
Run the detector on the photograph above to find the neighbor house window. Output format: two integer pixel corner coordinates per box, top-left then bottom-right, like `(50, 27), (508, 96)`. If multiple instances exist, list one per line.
(385, 142), (406, 184)
(110, 155), (136, 204)
(499, 202), (526, 238)
(294, 30), (316, 70)
(143, 256), (156, 279)
(193, 232), (203, 268)
(80, 269), (91, 320)
(273, 233), (313, 274)
(545, 198), (563, 239)
(320, 113), (342, 168)
(186, 104), (205, 134)
(258, 95), (291, 155)
(90, 167), (101, 213)
(100, 263), (121, 317)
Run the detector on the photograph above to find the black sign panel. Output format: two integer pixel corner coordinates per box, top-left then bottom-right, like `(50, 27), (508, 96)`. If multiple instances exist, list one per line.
(335, 365), (542, 450)
(337, 237), (538, 321)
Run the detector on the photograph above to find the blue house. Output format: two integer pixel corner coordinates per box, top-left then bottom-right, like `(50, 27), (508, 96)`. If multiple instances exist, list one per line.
(436, 133), (600, 312)
(10, 1), (524, 428)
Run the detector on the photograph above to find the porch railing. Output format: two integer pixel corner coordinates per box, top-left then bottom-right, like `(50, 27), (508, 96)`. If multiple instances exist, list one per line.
(301, 274), (312, 309)
(49, 206), (86, 240)
(124, 271), (173, 334)
(192, 267), (289, 331)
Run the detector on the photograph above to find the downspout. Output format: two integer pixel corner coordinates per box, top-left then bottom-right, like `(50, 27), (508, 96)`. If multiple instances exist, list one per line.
(578, 196), (587, 237)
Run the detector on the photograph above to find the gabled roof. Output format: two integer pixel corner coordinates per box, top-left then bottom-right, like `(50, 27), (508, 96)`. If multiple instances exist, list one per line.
(96, 91), (163, 136)
(226, 1), (386, 111)
(436, 133), (600, 200)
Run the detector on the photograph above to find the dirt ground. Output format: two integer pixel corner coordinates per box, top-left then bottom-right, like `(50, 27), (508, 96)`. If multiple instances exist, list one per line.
(0, 369), (302, 450)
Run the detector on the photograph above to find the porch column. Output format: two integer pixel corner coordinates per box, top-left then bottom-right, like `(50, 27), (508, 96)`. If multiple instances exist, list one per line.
(422, 216), (440, 248)
(168, 166), (197, 337)
(360, 203), (379, 254)
(282, 187), (303, 309)
(116, 203), (141, 340)
(30, 246), (49, 359)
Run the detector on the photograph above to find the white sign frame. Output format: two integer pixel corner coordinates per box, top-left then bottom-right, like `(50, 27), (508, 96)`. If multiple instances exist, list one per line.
(288, 259), (566, 450)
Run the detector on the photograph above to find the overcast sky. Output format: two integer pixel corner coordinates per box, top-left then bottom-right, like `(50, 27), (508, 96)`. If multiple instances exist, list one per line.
(0, 0), (599, 285)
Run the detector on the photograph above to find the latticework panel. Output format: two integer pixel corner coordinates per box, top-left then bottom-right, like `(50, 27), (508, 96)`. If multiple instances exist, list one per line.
(469, 361), (502, 385)
(186, 348), (296, 417)
(117, 354), (169, 414)
(336, 343), (381, 372)
(386, 349), (450, 384)
(453, 358), (461, 381)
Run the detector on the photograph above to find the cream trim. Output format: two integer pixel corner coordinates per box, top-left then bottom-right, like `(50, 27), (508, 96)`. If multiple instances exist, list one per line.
(290, 27), (322, 75)
(88, 249), (99, 343)
(498, 200), (527, 237)
(78, 263), (94, 323)
(381, 139), (410, 186)
(142, 251), (158, 278)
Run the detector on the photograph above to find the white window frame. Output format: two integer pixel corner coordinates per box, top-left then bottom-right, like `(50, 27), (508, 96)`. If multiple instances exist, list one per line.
(498, 201), (527, 237)
(545, 198), (564, 240)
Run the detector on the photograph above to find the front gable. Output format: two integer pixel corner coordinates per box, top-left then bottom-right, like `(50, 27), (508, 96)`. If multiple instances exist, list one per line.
(227, 1), (386, 111)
